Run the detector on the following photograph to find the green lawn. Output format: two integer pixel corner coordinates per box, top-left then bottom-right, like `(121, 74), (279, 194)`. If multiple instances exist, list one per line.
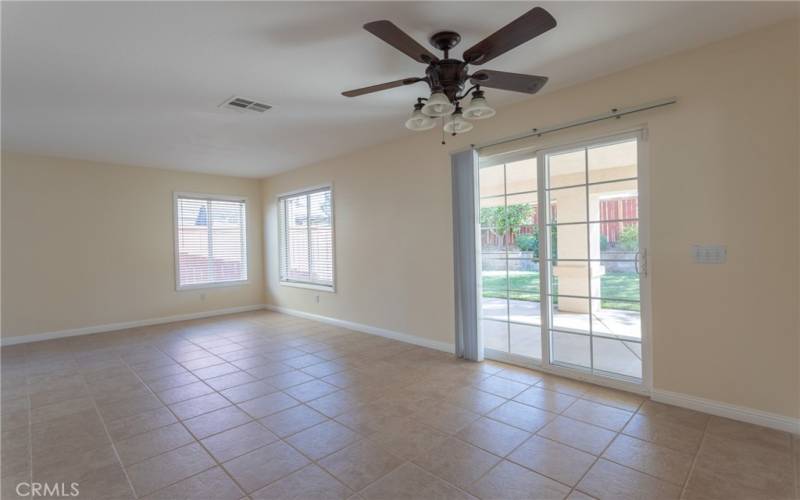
(482, 270), (640, 311)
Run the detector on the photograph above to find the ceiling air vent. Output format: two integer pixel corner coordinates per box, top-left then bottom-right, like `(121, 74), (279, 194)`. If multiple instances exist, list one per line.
(220, 96), (272, 113)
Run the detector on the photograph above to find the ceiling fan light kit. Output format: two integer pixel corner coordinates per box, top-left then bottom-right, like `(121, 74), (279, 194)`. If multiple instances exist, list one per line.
(405, 100), (438, 131)
(343, 6), (556, 137)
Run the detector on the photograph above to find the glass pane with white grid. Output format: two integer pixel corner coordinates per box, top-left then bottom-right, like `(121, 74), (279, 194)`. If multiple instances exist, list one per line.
(175, 195), (247, 288)
(278, 187), (334, 289)
(544, 137), (642, 380)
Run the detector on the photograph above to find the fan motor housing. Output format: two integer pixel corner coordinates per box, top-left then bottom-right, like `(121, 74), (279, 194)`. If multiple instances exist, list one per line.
(426, 59), (469, 102)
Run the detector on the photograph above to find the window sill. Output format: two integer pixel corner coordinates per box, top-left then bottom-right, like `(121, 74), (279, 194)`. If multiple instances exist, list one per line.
(279, 281), (335, 293)
(177, 280), (250, 291)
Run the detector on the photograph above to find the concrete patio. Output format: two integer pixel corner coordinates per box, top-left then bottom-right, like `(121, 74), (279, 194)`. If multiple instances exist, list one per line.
(481, 298), (642, 379)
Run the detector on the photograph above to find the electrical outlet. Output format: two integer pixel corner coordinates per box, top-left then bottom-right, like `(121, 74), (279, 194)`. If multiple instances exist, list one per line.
(315, 295), (320, 304)
(692, 244), (727, 264)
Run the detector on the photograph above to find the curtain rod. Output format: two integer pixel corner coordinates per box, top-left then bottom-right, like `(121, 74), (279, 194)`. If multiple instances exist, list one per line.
(471, 97), (677, 151)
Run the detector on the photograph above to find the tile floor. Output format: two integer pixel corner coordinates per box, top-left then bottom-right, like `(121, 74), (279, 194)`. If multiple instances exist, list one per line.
(1, 310), (797, 500)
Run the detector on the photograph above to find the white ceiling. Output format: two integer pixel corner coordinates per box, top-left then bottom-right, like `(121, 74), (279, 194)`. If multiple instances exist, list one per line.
(3, 2), (797, 178)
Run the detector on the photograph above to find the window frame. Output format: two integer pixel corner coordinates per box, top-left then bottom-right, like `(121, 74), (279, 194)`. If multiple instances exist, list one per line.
(277, 183), (336, 293)
(173, 191), (250, 291)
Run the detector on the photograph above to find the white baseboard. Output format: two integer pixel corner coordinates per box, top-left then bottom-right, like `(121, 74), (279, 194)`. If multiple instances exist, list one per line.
(651, 389), (800, 435)
(264, 304), (455, 354)
(1, 304), (267, 346)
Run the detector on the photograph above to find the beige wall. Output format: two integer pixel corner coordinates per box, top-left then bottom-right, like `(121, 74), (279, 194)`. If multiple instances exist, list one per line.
(1, 153), (265, 339)
(263, 21), (799, 419)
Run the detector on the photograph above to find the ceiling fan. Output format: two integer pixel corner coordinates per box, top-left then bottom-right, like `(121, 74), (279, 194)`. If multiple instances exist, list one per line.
(342, 7), (557, 135)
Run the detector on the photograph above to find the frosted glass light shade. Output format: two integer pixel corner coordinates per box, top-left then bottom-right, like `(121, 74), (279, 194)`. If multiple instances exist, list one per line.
(463, 96), (496, 120)
(405, 109), (436, 131)
(443, 113), (474, 134)
(421, 92), (455, 117)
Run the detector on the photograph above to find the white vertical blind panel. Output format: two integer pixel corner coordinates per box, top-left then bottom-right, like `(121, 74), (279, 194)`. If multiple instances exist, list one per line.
(278, 188), (334, 288)
(176, 196), (247, 288)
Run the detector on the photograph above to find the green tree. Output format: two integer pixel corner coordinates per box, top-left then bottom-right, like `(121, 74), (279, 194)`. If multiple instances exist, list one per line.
(480, 204), (532, 242)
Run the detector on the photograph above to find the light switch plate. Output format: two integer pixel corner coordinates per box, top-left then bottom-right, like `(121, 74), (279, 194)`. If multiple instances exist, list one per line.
(692, 244), (727, 264)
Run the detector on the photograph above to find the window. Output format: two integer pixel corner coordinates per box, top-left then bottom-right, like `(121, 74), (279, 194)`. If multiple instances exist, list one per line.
(174, 193), (248, 289)
(278, 186), (334, 290)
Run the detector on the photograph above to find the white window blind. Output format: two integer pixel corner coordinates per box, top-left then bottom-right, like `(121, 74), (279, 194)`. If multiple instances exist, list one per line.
(278, 187), (334, 290)
(175, 194), (248, 289)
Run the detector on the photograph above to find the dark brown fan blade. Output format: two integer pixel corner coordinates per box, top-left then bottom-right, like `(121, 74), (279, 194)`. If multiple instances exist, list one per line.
(463, 7), (556, 65)
(363, 20), (439, 64)
(342, 77), (424, 97)
(470, 70), (548, 94)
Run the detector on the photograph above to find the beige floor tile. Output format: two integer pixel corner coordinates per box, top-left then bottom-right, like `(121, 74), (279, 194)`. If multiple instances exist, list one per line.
(301, 360), (347, 378)
(169, 392), (231, 420)
(61, 461), (135, 500)
(127, 442), (216, 497)
(636, 401), (709, 431)
(705, 416), (792, 454)
(467, 460), (570, 500)
(602, 434), (693, 485)
(259, 404), (329, 438)
(487, 400), (558, 433)
(537, 416), (616, 455)
(360, 462), (476, 500)
(205, 370), (258, 391)
(251, 464), (353, 499)
(577, 458), (682, 500)
(201, 421), (277, 462)
(146, 372), (201, 393)
(284, 379), (340, 402)
(566, 490), (597, 500)
(107, 406), (179, 442)
(514, 386), (577, 414)
(238, 391), (300, 418)
(157, 381), (215, 405)
(507, 435), (596, 486)
(563, 399), (634, 432)
(319, 440), (404, 491)
(193, 362), (240, 380)
(456, 417), (531, 457)
(473, 376), (530, 399)
(286, 420), (361, 460)
(306, 390), (366, 418)
(412, 437), (500, 489)
(581, 386), (645, 412)
(33, 445), (119, 485)
(116, 421), (195, 465)
(182, 405), (253, 439)
(621, 414), (704, 454)
(221, 380), (278, 404)
(367, 416), (449, 460)
(231, 355), (271, 370)
(536, 375), (592, 397)
(97, 390), (164, 422)
(493, 367), (545, 386)
(446, 386), (507, 415)
(181, 355), (226, 371)
(684, 433), (794, 500)
(3, 312), (792, 500)
(31, 410), (111, 465)
(143, 466), (244, 499)
(222, 440), (310, 493)
(246, 362), (295, 379)
(412, 401), (480, 435)
(263, 369), (316, 390)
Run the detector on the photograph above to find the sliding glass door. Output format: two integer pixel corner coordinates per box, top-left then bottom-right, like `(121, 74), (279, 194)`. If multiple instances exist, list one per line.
(479, 131), (648, 386)
(479, 157), (542, 361)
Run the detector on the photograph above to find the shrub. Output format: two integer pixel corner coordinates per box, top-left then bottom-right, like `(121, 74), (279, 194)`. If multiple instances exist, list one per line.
(618, 225), (639, 251)
(516, 232), (539, 253)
